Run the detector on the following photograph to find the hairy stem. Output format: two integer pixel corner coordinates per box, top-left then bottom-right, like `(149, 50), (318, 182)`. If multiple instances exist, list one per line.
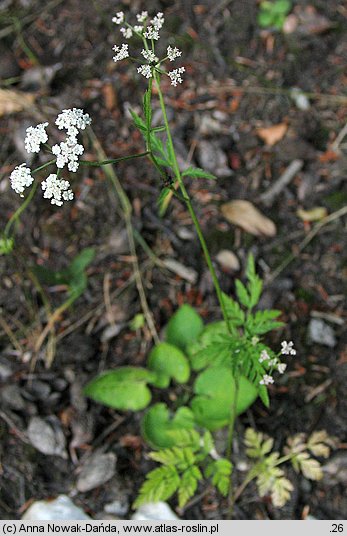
(153, 72), (230, 330)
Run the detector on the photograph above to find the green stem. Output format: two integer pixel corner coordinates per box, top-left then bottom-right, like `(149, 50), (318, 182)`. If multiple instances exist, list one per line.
(4, 159), (56, 237)
(80, 152), (150, 167)
(226, 376), (239, 518)
(153, 71), (231, 330)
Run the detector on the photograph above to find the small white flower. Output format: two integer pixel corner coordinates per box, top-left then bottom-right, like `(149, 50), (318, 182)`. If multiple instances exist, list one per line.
(251, 336), (259, 346)
(55, 108), (91, 138)
(120, 26), (133, 39)
(260, 374), (274, 386)
(52, 137), (84, 172)
(112, 12), (124, 25)
(268, 358), (278, 367)
(281, 340), (296, 356)
(41, 174), (74, 206)
(136, 11), (148, 23)
(137, 64), (153, 79)
(167, 46), (182, 61)
(144, 26), (160, 41)
(134, 25), (144, 33)
(168, 67), (185, 87)
(277, 363), (287, 374)
(113, 43), (129, 62)
(141, 49), (158, 63)
(151, 12), (164, 30)
(259, 349), (270, 363)
(24, 122), (49, 153)
(10, 164), (34, 196)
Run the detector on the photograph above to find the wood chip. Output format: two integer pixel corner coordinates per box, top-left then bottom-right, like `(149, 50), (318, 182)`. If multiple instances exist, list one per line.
(256, 123), (288, 146)
(221, 200), (276, 237)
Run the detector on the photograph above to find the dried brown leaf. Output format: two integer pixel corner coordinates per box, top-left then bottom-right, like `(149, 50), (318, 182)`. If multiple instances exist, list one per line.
(256, 123), (288, 146)
(0, 89), (36, 117)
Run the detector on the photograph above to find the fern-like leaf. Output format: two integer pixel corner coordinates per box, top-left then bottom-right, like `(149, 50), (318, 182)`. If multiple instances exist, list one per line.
(133, 465), (180, 507)
(205, 459), (232, 496)
(178, 466), (202, 508)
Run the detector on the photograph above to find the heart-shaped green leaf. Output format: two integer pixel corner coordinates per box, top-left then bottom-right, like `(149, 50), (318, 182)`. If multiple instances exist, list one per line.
(165, 305), (204, 350)
(142, 403), (195, 449)
(84, 367), (156, 411)
(148, 342), (190, 388)
(191, 368), (258, 430)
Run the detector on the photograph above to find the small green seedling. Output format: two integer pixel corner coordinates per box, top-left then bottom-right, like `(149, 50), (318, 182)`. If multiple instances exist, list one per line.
(258, 0), (292, 30)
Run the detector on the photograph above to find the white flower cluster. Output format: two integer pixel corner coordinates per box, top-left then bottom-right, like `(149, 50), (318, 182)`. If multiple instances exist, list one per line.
(25, 122), (49, 153)
(167, 46), (182, 62)
(111, 10), (185, 87)
(52, 138), (84, 172)
(259, 340), (296, 386)
(10, 108), (91, 206)
(167, 67), (185, 87)
(113, 44), (129, 62)
(41, 174), (74, 206)
(10, 164), (34, 196)
(55, 108), (91, 139)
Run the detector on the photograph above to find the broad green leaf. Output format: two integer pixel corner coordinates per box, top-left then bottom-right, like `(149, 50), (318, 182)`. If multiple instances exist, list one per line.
(84, 367), (155, 411)
(166, 304), (204, 350)
(273, 0), (291, 15)
(141, 403), (195, 449)
(148, 342), (190, 387)
(191, 368), (258, 430)
(182, 167), (217, 180)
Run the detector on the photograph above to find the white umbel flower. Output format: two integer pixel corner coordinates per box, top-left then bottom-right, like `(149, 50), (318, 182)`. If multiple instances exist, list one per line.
(120, 27), (133, 39)
(277, 363), (287, 374)
(167, 46), (182, 62)
(55, 108), (91, 138)
(281, 340), (296, 355)
(136, 11), (148, 23)
(168, 67), (185, 87)
(52, 137), (84, 172)
(24, 122), (49, 153)
(144, 26), (160, 41)
(10, 164), (34, 196)
(137, 65), (152, 79)
(41, 174), (74, 206)
(260, 374), (274, 386)
(151, 12), (164, 30)
(113, 43), (129, 62)
(134, 25), (144, 33)
(112, 12), (124, 25)
(141, 49), (158, 63)
(259, 349), (270, 363)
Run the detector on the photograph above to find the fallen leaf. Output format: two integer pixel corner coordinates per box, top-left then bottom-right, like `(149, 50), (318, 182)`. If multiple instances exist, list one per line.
(221, 200), (276, 237)
(297, 207), (328, 222)
(256, 123), (288, 146)
(0, 89), (36, 117)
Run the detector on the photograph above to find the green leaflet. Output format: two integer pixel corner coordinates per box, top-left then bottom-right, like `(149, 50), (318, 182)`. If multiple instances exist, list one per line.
(141, 403), (195, 449)
(181, 167), (217, 180)
(205, 459), (232, 496)
(147, 342), (190, 387)
(84, 367), (156, 411)
(165, 304), (204, 351)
